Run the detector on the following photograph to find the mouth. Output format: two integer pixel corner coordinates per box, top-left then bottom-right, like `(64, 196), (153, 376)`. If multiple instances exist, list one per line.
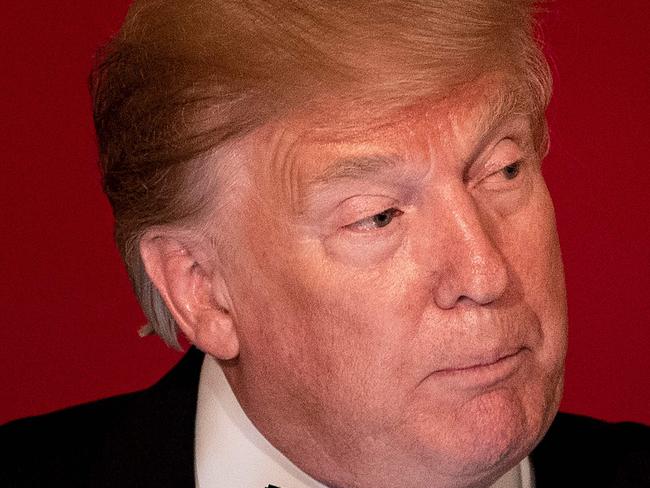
(428, 347), (529, 390)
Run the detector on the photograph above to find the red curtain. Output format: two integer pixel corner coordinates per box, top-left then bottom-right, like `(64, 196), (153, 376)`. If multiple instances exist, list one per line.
(1, 1), (648, 425)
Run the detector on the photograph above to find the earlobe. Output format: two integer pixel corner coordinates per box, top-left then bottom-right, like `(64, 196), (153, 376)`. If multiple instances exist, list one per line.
(139, 230), (240, 360)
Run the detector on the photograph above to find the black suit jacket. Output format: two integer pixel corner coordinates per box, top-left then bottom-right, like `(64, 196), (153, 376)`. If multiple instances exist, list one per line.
(2, 347), (649, 487)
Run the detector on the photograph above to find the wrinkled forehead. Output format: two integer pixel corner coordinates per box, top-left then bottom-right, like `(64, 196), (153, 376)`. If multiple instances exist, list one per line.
(242, 74), (532, 195)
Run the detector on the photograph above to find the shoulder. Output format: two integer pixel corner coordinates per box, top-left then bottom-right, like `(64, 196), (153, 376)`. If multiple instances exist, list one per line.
(531, 412), (650, 487)
(1, 391), (141, 486)
(0, 347), (205, 488)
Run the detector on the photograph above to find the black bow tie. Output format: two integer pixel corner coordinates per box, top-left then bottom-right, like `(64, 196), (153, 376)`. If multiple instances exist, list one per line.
(266, 485), (281, 488)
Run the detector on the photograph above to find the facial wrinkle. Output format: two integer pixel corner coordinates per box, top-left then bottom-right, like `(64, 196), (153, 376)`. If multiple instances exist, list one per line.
(261, 125), (303, 221)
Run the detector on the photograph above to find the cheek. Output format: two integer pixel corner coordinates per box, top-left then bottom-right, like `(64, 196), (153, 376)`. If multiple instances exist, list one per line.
(227, 221), (393, 393)
(260, 248), (424, 416)
(501, 182), (568, 378)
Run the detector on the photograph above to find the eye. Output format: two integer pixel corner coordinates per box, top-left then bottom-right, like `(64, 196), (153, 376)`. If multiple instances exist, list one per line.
(347, 208), (404, 232)
(479, 159), (526, 191)
(501, 161), (522, 180)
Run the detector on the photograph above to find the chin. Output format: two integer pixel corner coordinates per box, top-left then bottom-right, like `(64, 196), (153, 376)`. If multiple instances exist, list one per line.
(457, 391), (536, 471)
(409, 379), (560, 486)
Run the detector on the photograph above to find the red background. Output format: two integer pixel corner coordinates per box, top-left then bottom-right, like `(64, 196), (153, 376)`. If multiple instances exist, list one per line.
(1, 2), (648, 425)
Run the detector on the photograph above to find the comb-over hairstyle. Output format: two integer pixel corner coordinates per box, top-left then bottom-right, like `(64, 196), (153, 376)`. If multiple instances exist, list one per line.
(91, 0), (552, 348)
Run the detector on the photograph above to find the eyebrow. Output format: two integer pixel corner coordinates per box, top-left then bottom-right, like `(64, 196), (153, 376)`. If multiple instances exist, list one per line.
(464, 88), (531, 163)
(304, 87), (531, 191)
(479, 88), (525, 134)
(308, 154), (398, 188)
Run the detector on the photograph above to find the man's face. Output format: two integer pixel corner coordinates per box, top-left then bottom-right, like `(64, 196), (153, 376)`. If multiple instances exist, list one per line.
(212, 77), (567, 488)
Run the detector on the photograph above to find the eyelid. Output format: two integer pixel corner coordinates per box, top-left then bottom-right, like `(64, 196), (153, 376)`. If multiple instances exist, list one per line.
(478, 159), (528, 194)
(345, 207), (404, 232)
(491, 158), (524, 177)
(328, 194), (398, 222)
(466, 137), (526, 185)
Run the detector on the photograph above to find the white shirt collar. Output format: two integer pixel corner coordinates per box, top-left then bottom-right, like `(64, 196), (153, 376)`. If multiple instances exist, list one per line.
(195, 354), (534, 488)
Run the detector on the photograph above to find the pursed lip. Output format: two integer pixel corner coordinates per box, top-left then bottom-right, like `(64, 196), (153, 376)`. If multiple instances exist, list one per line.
(426, 347), (529, 389)
(435, 347), (526, 373)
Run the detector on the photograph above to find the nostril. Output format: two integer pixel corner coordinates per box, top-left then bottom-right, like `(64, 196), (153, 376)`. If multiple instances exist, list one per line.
(432, 197), (509, 309)
(433, 251), (509, 309)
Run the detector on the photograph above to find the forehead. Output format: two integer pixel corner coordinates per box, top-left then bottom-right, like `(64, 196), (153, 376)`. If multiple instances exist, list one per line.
(239, 75), (531, 204)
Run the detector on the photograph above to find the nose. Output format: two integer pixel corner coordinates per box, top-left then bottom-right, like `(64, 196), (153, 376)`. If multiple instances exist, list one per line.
(432, 190), (509, 309)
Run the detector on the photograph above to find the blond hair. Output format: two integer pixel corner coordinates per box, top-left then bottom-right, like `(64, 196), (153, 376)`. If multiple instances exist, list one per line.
(91, 0), (552, 348)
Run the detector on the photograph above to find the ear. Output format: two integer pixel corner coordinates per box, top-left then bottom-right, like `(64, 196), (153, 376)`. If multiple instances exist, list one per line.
(139, 230), (239, 360)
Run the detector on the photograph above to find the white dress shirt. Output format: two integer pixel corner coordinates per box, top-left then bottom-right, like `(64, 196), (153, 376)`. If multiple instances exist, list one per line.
(195, 354), (534, 488)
